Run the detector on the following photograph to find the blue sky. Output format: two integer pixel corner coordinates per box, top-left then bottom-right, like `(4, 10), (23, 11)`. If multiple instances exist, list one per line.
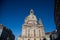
(0, 0), (56, 38)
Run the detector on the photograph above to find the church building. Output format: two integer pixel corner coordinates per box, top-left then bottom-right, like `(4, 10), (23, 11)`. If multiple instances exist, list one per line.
(18, 9), (45, 40)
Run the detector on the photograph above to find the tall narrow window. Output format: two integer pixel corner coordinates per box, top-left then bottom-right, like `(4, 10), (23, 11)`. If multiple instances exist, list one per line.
(39, 29), (40, 37)
(34, 29), (35, 37)
(28, 29), (30, 37)
(40, 39), (41, 40)
(28, 39), (30, 40)
(34, 38), (36, 40)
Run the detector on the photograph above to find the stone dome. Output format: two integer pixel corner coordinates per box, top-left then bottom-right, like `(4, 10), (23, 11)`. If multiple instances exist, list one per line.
(25, 9), (37, 21)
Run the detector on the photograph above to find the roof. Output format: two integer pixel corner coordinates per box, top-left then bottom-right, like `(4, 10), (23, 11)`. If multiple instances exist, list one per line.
(45, 32), (51, 35)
